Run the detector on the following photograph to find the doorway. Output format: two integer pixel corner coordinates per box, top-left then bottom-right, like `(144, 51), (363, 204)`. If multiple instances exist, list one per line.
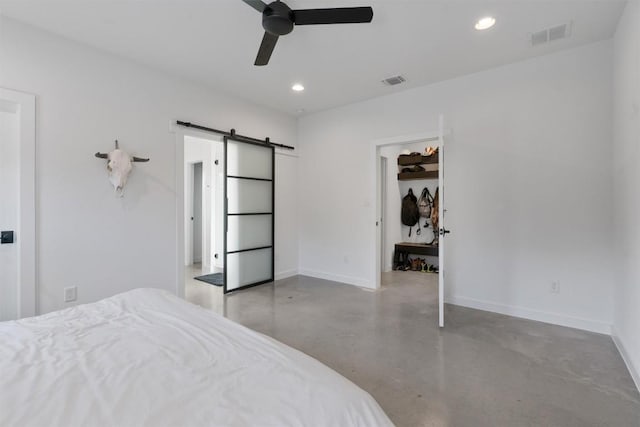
(0, 88), (36, 320)
(176, 126), (278, 309)
(182, 135), (225, 311)
(373, 117), (447, 327)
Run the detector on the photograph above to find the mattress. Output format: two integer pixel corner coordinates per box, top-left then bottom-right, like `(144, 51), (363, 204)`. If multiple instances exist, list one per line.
(0, 288), (393, 427)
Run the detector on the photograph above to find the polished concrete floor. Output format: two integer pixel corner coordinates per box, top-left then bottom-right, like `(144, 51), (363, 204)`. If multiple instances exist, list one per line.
(185, 270), (640, 427)
(184, 263), (224, 314)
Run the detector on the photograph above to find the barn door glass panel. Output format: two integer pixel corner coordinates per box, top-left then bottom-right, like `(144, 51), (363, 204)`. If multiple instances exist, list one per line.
(224, 137), (274, 292)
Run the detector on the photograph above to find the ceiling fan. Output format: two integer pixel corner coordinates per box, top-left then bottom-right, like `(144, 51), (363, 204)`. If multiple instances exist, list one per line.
(241, 0), (374, 66)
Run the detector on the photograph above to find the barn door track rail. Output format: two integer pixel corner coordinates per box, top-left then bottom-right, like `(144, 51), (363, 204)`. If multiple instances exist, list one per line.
(176, 120), (294, 150)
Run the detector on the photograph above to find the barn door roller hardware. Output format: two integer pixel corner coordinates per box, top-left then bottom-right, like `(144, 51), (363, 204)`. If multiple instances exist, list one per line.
(176, 121), (294, 150)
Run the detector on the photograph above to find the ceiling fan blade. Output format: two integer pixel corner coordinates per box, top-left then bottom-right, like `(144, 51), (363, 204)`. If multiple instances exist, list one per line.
(292, 7), (373, 25)
(241, 0), (268, 13)
(254, 31), (279, 66)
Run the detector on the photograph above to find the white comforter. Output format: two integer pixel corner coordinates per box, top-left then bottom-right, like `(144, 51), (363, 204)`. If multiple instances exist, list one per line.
(0, 288), (393, 427)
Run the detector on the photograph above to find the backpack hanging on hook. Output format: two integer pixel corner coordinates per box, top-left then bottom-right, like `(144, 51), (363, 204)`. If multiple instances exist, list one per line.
(401, 188), (420, 237)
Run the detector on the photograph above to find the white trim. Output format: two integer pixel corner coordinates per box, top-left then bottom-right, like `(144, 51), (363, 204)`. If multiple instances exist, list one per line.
(373, 131), (441, 148)
(447, 295), (612, 335)
(298, 269), (373, 289)
(175, 128), (186, 298)
(612, 328), (640, 393)
(0, 88), (36, 318)
(275, 269), (298, 281)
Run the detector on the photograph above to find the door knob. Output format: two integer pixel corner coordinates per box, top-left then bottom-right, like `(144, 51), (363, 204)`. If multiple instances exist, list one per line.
(1, 230), (15, 244)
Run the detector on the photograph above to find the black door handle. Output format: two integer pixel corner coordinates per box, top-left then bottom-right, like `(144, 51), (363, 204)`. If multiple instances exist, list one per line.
(1, 230), (15, 244)
(439, 228), (450, 236)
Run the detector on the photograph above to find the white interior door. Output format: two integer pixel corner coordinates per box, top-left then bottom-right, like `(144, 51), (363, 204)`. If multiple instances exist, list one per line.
(438, 118), (448, 327)
(0, 88), (36, 320)
(0, 106), (20, 321)
(224, 137), (274, 293)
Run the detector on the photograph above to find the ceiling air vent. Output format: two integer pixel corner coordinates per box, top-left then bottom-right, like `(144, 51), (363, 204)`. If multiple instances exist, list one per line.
(530, 22), (572, 47)
(382, 75), (406, 86)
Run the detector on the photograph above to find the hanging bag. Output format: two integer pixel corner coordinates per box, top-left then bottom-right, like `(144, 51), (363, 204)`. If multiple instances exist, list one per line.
(417, 188), (432, 229)
(430, 187), (439, 244)
(401, 188), (420, 237)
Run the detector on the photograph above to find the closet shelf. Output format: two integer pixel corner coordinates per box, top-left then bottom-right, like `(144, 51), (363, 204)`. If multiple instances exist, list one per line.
(397, 152), (439, 180)
(397, 170), (438, 180)
(397, 153), (438, 166)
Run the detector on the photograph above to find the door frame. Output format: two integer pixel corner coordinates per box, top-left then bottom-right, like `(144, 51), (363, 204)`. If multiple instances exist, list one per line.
(0, 88), (36, 318)
(379, 156), (388, 271)
(370, 115), (446, 325)
(191, 161), (204, 264)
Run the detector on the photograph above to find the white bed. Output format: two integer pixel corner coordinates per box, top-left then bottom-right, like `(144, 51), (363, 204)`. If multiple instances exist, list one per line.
(0, 288), (393, 427)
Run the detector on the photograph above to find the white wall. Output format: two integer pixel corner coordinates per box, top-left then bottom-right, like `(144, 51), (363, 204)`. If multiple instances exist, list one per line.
(612, 1), (640, 390)
(0, 17), (298, 314)
(274, 151), (299, 279)
(380, 141), (439, 271)
(298, 40), (614, 333)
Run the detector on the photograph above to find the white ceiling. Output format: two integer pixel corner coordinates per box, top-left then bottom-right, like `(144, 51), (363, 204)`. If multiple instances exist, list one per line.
(0, 0), (625, 115)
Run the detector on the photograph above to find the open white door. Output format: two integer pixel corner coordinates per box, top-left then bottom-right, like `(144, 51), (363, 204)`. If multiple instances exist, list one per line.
(438, 116), (448, 327)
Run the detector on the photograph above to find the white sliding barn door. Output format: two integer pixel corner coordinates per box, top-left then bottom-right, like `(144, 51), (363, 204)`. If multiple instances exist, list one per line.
(223, 137), (275, 293)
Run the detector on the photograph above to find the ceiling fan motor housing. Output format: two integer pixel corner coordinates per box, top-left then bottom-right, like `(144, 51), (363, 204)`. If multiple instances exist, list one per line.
(263, 1), (294, 35)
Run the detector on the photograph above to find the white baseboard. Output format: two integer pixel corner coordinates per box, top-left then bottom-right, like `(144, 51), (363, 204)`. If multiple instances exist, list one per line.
(447, 295), (612, 335)
(612, 328), (640, 393)
(275, 269), (298, 280)
(298, 269), (374, 289)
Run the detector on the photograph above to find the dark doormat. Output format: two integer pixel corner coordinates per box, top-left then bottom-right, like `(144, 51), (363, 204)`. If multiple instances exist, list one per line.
(194, 272), (224, 287)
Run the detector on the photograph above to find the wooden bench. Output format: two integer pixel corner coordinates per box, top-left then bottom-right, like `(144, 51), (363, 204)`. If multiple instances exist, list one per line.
(394, 242), (438, 258)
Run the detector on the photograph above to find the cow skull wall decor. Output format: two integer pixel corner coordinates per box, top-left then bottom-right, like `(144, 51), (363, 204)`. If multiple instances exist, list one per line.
(95, 140), (149, 196)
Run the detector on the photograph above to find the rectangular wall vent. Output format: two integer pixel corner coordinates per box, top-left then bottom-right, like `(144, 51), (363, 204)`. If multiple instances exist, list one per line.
(382, 75), (406, 86)
(530, 22), (572, 47)
(548, 24), (569, 41)
(531, 29), (548, 46)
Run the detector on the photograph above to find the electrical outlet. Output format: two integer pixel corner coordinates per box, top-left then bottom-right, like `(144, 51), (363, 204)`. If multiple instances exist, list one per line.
(64, 286), (77, 302)
(551, 281), (560, 294)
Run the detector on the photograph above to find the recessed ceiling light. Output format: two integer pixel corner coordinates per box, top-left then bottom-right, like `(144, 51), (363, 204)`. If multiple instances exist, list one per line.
(475, 16), (496, 31)
(292, 83), (305, 92)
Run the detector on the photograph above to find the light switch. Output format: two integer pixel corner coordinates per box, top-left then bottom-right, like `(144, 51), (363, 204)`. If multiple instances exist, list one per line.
(64, 287), (77, 303)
